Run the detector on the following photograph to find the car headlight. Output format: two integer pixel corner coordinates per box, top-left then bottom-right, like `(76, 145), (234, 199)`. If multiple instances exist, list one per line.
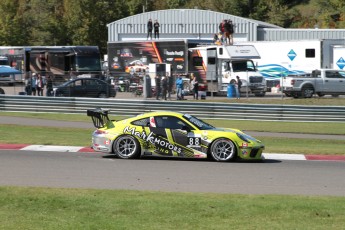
(236, 133), (250, 143)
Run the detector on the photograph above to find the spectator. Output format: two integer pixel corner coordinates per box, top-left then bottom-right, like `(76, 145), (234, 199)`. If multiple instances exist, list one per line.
(161, 76), (167, 100)
(219, 19), (226, 44)
(147, 19), (153, 40)
(31, 73), (37, 96)
(25, 75), (33, 95)
(224, 20), (234, 45)
(46, 75), (53, 96)
(176, 75), (183, 100)
(236, 76), (242, 99)
(167, 74), (174, 100)
(36, 74), (44, 96)
(155, 75), (161, 100)
(154, 19), (160, 39)
(191, 73), (199, 100)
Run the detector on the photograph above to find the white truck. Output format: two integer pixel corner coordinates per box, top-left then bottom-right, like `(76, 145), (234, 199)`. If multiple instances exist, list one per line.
(281, 69), (345, 98)
(189, 45), (267, 96)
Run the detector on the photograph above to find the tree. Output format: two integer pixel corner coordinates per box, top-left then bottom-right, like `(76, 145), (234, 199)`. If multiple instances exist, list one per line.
(0, 0), (28, 45)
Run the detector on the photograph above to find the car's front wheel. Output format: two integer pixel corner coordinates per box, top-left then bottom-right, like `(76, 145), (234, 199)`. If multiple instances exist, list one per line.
(113, 135), (140, 159)
(209, 138), (237, 162)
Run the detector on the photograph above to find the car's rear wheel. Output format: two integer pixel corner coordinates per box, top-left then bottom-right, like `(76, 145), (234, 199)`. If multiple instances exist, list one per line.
(209, 138), (237, 162)
(301, 85), (314, 98)
(113, 135), (140, 159)
(98, 92), (107, 98)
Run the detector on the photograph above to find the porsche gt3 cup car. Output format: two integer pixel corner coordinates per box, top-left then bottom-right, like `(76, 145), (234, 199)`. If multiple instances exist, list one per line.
(87, 109), (264, 162)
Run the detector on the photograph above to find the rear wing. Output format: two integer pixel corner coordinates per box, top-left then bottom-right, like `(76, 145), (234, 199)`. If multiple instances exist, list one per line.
(87, 108), (111, 128)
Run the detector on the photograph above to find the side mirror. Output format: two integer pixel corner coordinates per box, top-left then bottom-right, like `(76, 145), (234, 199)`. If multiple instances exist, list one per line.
(181, 125), (191, 132)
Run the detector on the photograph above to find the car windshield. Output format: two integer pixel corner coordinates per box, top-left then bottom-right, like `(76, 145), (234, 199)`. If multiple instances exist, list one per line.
(183, 114), (214, 130)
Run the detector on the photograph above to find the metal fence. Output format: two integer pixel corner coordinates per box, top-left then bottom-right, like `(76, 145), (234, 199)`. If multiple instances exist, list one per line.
(1, 95), (345, 122)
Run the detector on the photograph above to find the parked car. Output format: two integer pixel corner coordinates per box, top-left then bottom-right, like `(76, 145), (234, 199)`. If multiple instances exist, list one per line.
(54, 78), (116, 98)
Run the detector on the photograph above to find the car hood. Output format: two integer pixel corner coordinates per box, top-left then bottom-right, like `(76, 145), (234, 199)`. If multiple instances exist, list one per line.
(210, 127), (240, 133)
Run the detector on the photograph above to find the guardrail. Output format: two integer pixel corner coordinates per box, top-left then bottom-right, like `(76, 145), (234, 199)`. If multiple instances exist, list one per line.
(1, 95), (345, 122)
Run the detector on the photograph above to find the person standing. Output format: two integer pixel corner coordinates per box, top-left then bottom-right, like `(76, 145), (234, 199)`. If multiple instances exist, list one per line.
(155, 75), (161, 100)
(225, 20), (234, 45)
(46, 75), (53, 96)
(36, 74), (44, 96)
(167, 74), (173, 100)
(154, 19), (160, 39)
(25, 75), (33, 95)
(219, 19), (226, 44)
(176, 75), (183, 100)
(31, 73), (37, 96)
(147, 19), (153, 40)
(191, 74), (199, 100)
(236, 76), (242, 99)
(161, 76), (167, 100)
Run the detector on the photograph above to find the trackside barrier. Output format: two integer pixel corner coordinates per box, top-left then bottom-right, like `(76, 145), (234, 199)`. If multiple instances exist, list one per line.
(1, 95), (345, 122)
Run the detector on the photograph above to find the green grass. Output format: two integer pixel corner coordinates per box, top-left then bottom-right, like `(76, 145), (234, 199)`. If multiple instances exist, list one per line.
(260, 137), (345, 155)
(0, 125), (93, 146)
(202, 97), (345, 106)
(207, 119), (345, 135)
(1, 187), (345, 230)
(2, 111), (345, 135)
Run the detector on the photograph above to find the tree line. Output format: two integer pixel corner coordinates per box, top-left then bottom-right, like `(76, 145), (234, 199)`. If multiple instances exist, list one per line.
(1, 0), (344, 56)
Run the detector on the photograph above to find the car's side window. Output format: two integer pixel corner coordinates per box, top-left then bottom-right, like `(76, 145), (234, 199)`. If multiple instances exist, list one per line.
(74, 80), (81, 86)
(85, 79), (95, 86)
(132, 117), (150, 126)
(325, 71), (343, 79)
(155, 116), (190, 130)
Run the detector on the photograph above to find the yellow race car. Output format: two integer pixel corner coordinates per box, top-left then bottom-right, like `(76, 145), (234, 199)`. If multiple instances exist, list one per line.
(87, 108), (264, 162)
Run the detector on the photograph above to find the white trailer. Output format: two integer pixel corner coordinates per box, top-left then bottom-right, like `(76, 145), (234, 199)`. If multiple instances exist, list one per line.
(237, 39), (345, 88)
(189, 45), (267, 96)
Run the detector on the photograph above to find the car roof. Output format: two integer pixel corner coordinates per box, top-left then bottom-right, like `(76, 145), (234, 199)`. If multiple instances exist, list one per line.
(133, 111), (184, 119)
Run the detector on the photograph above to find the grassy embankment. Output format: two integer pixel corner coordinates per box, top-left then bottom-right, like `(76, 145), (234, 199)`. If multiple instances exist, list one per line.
(1, 187), (345, 229)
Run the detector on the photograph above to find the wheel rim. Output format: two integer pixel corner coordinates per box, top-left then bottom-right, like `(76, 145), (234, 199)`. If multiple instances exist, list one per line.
(99, 93), (107, 98)
(115, 136), (137, 158)
(211, 139), (236, 161)
(303, 88), (313, 98)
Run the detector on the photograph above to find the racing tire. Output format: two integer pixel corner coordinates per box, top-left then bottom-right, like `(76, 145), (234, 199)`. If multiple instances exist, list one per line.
(0, 88), (5, 94)
(113, 135), (140, 159)
(301, 86), (314, 98)
(209, 138), (237, 162)
(317, 93), (325, 97)
(56, 92), (65, 97)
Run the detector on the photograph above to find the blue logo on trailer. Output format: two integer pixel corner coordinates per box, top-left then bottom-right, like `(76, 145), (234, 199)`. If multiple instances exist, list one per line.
(336, 57), (345, 69)
(287, 49), (297, 61)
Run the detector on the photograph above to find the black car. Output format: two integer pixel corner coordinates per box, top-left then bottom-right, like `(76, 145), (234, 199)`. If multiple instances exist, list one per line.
(54, 78), (116, 98)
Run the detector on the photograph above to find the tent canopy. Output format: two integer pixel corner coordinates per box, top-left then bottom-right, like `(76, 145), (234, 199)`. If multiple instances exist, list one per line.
(0, 65), (22, 75)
